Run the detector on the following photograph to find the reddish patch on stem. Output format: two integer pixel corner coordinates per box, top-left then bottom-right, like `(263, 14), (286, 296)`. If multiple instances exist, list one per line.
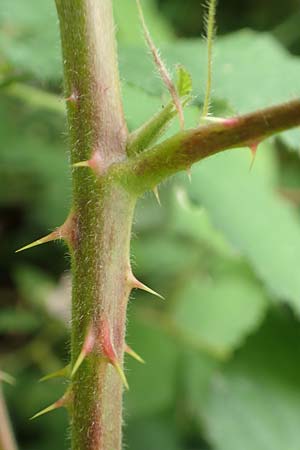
(99, 317), (129, 389)
(88, 150), (104, 174)
(58, 211), (78, 247)
(100, 317), (118, 364)
(66, 88), (79, 103)
(222, 117), (240, 127)
(73, 149), (105, 175)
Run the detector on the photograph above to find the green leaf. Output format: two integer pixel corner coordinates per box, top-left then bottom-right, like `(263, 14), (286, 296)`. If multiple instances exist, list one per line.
(172, 272), (267, 357)
(125, 315), (178, 417)
(126, 417), (181, 450)
(0, 0), (60, 80)
(176, 65), (192, 97)
(202, 312), (300, 450)
(114, 0), (173, 45)
(132, 233), (200, 280)
(186, 146), (300, 313)
(183, 351), (219, 415)
(0, 95), (70, 228)
(0, 309), (40, 333)
(14, 265), (55, 309)
(120, 30), (300, 149)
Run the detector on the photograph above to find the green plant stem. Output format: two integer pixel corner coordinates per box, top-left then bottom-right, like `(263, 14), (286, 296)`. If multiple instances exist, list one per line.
(116, 99), (300, 193)
(55, 1), (133, 449)
(202, 0), (217, 117)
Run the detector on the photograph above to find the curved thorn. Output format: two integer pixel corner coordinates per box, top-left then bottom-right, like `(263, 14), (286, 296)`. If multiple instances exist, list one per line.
(71, 327), (95, 378)
(249, 142), (260, 171)
(137, 281), (164, 300)
(16, 231), (58, 253)
(152, 186), (161, 206)
(100, 318), (129, 389)
(125, 344), (145, 364)
(73, 160), (90, 168)
(39, 365), (71, 382)
(71, 350), (86, 378)
(30, 390), (71, 420)
(131, 275), (164, 300)
(30, 403), (58, 420)
(113, 361), (129, 391)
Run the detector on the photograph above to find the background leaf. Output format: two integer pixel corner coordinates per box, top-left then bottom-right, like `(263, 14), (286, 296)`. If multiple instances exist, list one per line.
(202, 312), (300, 450)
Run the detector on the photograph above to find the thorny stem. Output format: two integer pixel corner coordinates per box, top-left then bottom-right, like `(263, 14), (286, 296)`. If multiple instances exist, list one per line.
(51, 0), (300, 449)
(115, 99), (300, 194)
(55, 1), (132, 450)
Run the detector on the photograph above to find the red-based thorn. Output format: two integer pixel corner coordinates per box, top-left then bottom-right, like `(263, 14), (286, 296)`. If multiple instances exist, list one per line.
(15, 211), (76, 253)
(100, 318), (129, 390)
(248, 142), (260, 171)
(65, 91), (79, 103)
(125, 344), (145, 364)
(71, 326), (96, 378)
(73, 150), (104, 175)
(30, 389), (72, 420)
(128, 272), (164, 300)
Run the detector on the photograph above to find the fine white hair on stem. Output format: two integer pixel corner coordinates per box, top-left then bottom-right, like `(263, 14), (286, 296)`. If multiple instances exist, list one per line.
(136, 0), (185, 129)
(202, 0), (217, 118)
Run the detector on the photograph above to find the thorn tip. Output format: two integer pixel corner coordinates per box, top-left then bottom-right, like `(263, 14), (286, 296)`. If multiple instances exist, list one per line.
(152, 186), (161, 206)
(186, 167), (192, 183)
(129, 273), (164, 300)
(248, 142), (260, 171)
(16, 231), (58, 253)
(30, 390), (71, 420)
(40, 365), (71, 383)
(113, 361), (129, 390)
(125, 345), (145, 364)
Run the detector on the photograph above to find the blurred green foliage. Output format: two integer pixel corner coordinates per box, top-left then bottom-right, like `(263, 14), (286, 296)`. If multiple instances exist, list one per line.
(1, 1), (300, 449)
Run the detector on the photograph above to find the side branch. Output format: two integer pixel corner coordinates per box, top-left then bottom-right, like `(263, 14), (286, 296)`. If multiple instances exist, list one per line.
(117, 99), (300, 194)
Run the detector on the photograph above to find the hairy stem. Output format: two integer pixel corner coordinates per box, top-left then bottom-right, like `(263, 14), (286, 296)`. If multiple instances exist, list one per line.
(55, 1), (133, 449)
(202, 0), (217, 117)
(116, 99), (300, 194)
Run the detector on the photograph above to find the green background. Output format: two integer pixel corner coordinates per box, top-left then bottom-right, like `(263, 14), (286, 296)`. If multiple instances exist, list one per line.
(1, 0), (300, 449)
